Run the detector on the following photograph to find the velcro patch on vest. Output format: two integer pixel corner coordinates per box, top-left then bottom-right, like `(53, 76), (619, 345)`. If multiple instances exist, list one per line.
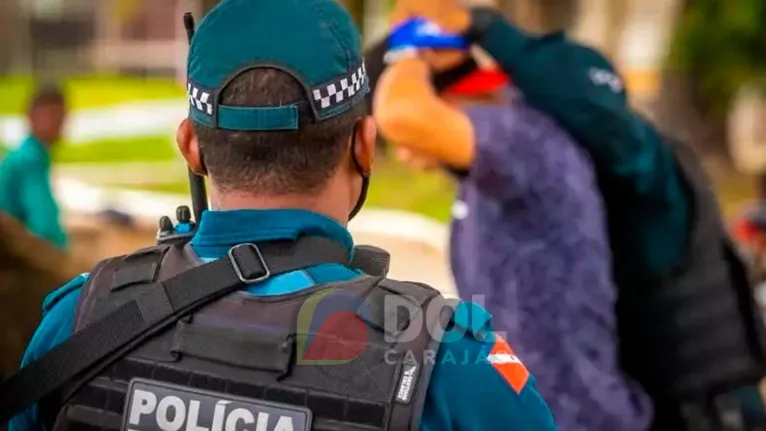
(123, 379), (312, 431)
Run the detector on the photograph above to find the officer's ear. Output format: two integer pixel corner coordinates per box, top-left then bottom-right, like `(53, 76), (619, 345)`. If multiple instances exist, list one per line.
(176, 119), (205, 176)
(352, 115), (377, 175)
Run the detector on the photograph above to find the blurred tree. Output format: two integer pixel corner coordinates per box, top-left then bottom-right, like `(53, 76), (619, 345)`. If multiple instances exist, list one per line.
(657, 0), (766, 157)
(200, 0), (220, 15)
(112, 0), (143, 27)
(339, 0), (364, 27)
(199, 0), (365, 26)
(0, 0), (24, 73)
(603, 0), (629, 61)
(539, 0), (579, 31)
(496, 0), (577, 33)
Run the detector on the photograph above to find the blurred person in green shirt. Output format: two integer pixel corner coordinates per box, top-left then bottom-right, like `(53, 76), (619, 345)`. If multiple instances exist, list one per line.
(0, 86), (68, 248)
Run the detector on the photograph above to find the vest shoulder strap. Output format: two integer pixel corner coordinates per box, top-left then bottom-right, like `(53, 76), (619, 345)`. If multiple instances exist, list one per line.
(76, 244), (177, 330)
(0, 237), (350, 425)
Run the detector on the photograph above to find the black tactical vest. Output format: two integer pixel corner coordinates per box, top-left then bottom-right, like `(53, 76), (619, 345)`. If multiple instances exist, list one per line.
(39, 241), (452, 431)
(616, 139), (766, 405)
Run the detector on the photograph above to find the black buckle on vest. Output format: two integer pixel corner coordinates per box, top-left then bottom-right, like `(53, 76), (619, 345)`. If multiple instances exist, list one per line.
(228, 243), (271, 284)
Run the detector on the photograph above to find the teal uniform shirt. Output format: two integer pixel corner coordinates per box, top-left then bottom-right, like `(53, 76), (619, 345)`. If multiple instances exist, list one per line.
(0, 136), (67, 248)
(10, 209), (558, 431)
(475, 19), (690, 284)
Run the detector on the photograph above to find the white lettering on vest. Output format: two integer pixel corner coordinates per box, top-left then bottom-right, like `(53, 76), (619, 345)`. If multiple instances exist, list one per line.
(128, 389), (157, 425)
(211, 401), (230, 431)
(273, 416), (294, 431)
(127, 389), (300, 431)
(156, 396), (186, 431)
(254, 412), (270, 431)
(396, 364), (418, 402)
(225, 408), (254, 431)
(186, 400), (209, 431)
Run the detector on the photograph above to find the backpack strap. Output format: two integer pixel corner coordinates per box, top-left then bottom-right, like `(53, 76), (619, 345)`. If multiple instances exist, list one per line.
(0, 236), (349, 425)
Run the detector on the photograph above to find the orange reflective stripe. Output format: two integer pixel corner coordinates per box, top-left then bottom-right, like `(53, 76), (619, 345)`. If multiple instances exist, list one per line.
(487, 335), (530, 393)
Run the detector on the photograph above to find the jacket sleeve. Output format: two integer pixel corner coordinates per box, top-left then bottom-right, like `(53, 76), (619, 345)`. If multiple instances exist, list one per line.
(19, 162), (68, 248)
(8, 275), (86, 431)
(420, 302), (558, 431)
(473, 18), (691, 278)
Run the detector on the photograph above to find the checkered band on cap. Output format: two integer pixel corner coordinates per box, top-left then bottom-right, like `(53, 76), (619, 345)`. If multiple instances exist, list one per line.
(187, 83), (214, 117)
(311, 62), (367, 110)
(186, 63), (368, 129)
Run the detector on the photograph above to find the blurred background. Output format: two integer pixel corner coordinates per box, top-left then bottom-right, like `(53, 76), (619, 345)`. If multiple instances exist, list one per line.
(0, 0), (764, 388)
(0, 0), (763, 282)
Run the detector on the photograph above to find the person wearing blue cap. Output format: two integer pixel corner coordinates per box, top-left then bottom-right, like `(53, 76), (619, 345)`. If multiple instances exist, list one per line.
(3, 1), (558, 430)
(378, 1), (766, 430)
(375, 14), (652, 431)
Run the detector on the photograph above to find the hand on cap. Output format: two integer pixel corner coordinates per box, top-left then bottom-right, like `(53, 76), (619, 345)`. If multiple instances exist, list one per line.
(385, 18), (470, 64)
(393, 0), (472, 34)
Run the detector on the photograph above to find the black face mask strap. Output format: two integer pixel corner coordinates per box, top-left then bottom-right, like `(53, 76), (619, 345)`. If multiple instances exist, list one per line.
(348, 121), (369, 220)
(432, 57), (480, 92)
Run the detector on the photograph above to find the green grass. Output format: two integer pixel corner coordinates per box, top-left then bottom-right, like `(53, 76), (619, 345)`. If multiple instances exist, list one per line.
(38, 133), (763, 223)
(43, 133), (757, 223)
(52, 135), (176, 164)
(38, 131), (761, 223)
(107, 158), (457, 222)
(0, 75), (183, 115)
(123, 161), (759, 224)
(45, 134), (456, 221)
(367, 159), (455, 221)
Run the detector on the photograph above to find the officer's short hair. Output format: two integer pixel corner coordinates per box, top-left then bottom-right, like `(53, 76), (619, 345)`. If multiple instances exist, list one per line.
(28, 84), (66, 111)
(193, 68), (367, 195)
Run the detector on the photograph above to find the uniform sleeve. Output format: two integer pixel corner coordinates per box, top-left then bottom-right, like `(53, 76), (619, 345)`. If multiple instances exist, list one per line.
(420, 302), (558, 431)
(19, 161), (67, 248)
(8, 275), (86, 431)
(473, 20), (690, 278)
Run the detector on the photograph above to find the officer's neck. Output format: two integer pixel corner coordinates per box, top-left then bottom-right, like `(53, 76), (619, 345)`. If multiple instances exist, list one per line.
(211, 190), (349, 226)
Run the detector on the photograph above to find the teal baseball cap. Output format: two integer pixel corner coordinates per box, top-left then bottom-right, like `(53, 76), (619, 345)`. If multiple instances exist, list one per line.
(186, 0), (369, 131)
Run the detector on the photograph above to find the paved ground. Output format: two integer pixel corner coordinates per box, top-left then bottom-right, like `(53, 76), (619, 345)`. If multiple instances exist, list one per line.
(350, 231), (456, 297)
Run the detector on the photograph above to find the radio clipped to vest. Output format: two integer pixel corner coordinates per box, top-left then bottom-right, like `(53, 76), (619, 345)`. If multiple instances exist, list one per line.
(156, 205), (197, 245)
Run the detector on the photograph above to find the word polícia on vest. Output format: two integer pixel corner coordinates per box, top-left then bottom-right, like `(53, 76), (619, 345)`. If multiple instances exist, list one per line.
(124, 379), (312, 431)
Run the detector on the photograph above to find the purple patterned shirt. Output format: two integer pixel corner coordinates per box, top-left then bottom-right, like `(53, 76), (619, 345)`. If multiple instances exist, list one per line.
(450, 101), (653, 431)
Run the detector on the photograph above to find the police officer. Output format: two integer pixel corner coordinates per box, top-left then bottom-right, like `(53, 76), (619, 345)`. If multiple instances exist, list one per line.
(1, 1), (558, 430)
(383, 1), (766, 430)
